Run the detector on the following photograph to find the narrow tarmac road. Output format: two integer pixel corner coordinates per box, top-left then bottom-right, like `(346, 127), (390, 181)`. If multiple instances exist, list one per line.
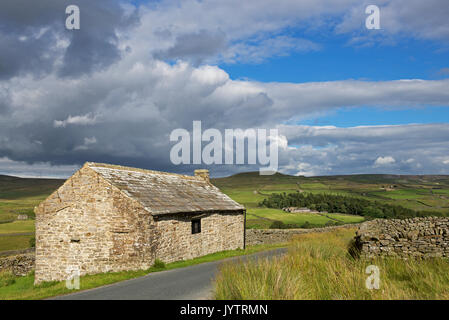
(51, 247), (287, 300)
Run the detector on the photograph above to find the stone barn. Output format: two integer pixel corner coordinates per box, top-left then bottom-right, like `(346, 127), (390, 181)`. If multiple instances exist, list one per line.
(34, 162), (245, 284)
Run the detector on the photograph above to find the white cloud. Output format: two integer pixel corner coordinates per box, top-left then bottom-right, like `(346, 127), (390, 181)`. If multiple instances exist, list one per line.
(270, 134), (289, 151)
(0, 157), (79, 178)
(374, 156), (396, 166)
(131, 0), (354, 64)
(54, 114), (98, 128)
(336, 0), (449, 43)
(276, 123), (449, 176)
(74, 137), (97, 151)
(295, 162), (317, 177)
(223, 36), (321, 64)
(135, 0), (449, 64)
(1, 57), (449, 176)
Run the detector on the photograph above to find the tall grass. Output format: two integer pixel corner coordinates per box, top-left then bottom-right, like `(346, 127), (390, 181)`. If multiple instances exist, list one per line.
(214, 229), (449, 300)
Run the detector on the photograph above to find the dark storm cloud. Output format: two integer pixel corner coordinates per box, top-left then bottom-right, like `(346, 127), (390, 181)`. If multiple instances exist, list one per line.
(0, 0), (63, 28)
(0, 0), (138, 79)
(0, 31), (57, 80)
(154, 30), (227, 65)
(2, 57), (449, 177)
(58, 1), (139, 76)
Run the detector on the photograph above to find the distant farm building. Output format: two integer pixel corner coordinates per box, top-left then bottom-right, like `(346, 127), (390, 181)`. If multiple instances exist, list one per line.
(283, 207), (313, 213)
(34, 163), (245, 284)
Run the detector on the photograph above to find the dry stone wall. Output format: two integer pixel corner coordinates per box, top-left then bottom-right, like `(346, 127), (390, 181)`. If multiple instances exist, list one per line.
(356, 217), (449, 259)
(0, 253), (35, 276)
(246, 224), (360, 246)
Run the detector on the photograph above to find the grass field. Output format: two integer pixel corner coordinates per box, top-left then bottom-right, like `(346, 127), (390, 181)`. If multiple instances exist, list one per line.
(0, 221), (35, 234)
(0, 175), (62, 223)
(0, 235), (33, 252)
(0, 172), (448, 252)
(0, 242), (286, 300)
(212, 172), (449, 229)
(0, 175), (62, 252)
(214, 228), (449, 299)
(0, 220), (35, 252)
(245, 208), (364, 229)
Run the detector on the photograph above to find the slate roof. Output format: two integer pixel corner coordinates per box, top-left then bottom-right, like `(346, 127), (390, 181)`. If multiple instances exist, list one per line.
(87, 162), (245, 215)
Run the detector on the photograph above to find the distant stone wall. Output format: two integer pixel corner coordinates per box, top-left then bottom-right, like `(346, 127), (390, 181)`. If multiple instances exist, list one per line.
(246, 224), (360, 246)
(0, 247), (34, 257)
(356, 217), (449, 259)
(0, 253), (35, 276)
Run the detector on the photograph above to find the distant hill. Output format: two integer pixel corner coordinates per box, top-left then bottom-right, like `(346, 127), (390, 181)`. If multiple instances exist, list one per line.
(0, 171), (448, 229)
(1, 171), (449, 199)
(312, 174), (449, 185)
(1, 171), (448, 214)
(212, 172), (449, 188)
(212, 172), (449, 215)
(0, 175), (64, 200)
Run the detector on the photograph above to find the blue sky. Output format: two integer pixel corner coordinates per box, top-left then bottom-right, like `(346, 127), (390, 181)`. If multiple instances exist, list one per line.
(222, 35), (449, 127)
(223, 38), (449, 82)
(298, 106), (449, 127)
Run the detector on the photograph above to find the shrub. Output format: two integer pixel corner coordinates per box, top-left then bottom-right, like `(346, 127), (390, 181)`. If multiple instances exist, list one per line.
(152, 259), (166, 269)
(0, 271), (16, 288)
(270, 220), (287, 229)
(302, 221), (311, 229)
(259, 191), (444, 219)
(325, 221), (336, 227)
(29, 237), (36, 248)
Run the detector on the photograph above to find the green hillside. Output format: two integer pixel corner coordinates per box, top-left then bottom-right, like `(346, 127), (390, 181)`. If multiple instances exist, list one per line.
(0, 175), (63, 252)
(0, 171), (448, 252)
(212, 172), (449, 228)
(0, 175), (63, 222)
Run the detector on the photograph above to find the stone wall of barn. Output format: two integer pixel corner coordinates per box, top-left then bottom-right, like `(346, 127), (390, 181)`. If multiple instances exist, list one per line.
(355, 217), (449, 259)
(155, 211), (245, 263)
(34, 165), (158, 284)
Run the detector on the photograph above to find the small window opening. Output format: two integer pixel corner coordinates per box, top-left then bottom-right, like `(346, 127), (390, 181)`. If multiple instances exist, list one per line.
(191, 219), (201, 234)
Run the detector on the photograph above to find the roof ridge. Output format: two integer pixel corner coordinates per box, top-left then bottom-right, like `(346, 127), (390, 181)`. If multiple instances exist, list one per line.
(83, 162), (245, 215)
(85, 162), (199, 180)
